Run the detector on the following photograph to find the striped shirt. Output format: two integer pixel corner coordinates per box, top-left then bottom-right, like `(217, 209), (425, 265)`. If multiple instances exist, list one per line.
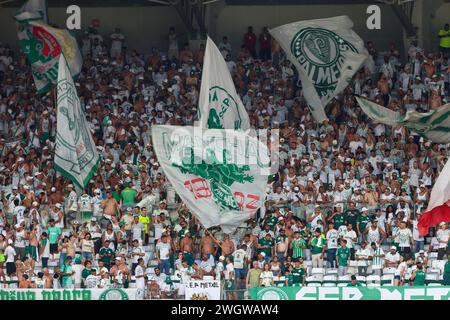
(291, 238), (305, 259)
(372, 247), (385, 268)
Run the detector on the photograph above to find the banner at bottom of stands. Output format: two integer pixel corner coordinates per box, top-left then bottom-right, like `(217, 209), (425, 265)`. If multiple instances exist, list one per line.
(185, 280), (221, 300)
(0, 288), (144, 300)
(249, 286), (450, 300)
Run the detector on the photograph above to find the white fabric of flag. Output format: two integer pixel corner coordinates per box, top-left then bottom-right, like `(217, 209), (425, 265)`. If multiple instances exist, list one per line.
(54, 55), (100, 190)
(270, 16), (369, 123)
(198, 36), (250, 130)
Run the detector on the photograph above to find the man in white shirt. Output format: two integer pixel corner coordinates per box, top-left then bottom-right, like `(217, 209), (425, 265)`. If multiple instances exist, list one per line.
(155, 234), (171, 275)
(110, 28), (125, 58)
(356, 241), (372, 276)
(394, 221), (414, 259)
(394, 256), (414, 286)
(232, 245), (248, 289)
(385, 246), (401, 268)
(436, 222), (450, 260)
(370, 242), (385, 276)
(326, 222), (339, 268)
(66, 184), (78, 226)
(134, 258), (146, 290)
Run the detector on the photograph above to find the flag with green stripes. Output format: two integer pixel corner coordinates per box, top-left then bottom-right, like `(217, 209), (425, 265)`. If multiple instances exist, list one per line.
(356, 96), (450, 143)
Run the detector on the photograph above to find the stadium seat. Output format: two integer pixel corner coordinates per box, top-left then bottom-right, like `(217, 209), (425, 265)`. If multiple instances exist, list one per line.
(381, 274), (394, 285)
(323, 275), (337, 285)
(323, 282), (337, 287)
(325, 268), (338, 275)
(383, 267), (396, 275)
(366, 275), (381, 286)
(432, 260), (446, 273)
(429, 252), (438, 260)
(203, 276), (214, 281)
(356, 276), (366, 284)
(311, 267), (325, 274)
(305, 275), (323, 286)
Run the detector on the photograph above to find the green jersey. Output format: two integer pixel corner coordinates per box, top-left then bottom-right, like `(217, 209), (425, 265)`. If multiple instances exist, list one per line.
(266, 216), (278, 228)
(292, 267), (305, 284)
(121, 187), (137, 205)
(286, 273), (294, 286)
(82, 268), (92, 280)
(310, 236), (325, 255)
(99, 247), (114, 265)
(60, 263), (73, 285)
(333, 213), (345, 229)
(413, 270), (426, 286)
(112, 191), (121, 202)
(258, 238), (274, 257)
(337, 247), (351, 266)
(345, 209), (359, 230)
(47, 226), (61, 244)
(347, 282), (362, 287)
(357, 214), (371, 233)
(291, 238), (305, 259)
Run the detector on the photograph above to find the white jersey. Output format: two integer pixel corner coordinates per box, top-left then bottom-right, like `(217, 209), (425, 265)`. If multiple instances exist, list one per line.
(397, 228), (412, 248)
(13, 205), (26, 222)
(79, 194), (93, 212)
(68, 191), (78, 211)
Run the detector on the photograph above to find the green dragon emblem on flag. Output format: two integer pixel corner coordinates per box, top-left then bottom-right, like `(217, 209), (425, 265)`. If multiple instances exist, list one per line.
(172, 148), (254, 210)
(207, 86), (242, 130)
(290, 27), (358, 98)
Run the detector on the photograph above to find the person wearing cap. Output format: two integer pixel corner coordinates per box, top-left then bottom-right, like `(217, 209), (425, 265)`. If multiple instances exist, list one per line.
(436, 222), (450, 260)
(411, 261), (426, 286)
(385, 246), (401, 269)
(60, 256), (75, 289)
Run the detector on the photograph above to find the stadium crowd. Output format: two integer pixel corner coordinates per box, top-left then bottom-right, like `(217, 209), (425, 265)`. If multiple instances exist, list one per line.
(0, 23), (450, 299)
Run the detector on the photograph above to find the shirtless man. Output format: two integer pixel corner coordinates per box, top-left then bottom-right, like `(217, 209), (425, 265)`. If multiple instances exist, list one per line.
(18, 274), (31, 288)
(276, 229), (289, 263)
(29, 227), (39, 261)
(377, 75), (390, 106)
(43, 268), (54, 288)
(110, 257), (131, 288)
(48, 188), (65, 206)
(102, 191), (121, 220)
(180, 231), (195, 266)
(200, 230), (216, 259)
(216, 234), (235, 257)
(429, 89), (442, 110)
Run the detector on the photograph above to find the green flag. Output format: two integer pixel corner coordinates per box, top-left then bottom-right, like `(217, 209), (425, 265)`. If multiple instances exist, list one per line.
(54, 55), (100, 190)
(356, 96), (450, 143)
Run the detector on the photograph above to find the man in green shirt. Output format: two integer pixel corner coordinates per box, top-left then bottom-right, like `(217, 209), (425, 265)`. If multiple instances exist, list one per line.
(329, 206), (345, 230)
(60, 256), (75, 288)
(357, 207), (371, 239)
(443, 255), (450, 285)
(258, 233), (274, 262)
(264, 211), (278, 229)
(291, 260), (306, 286)
(99, 240), (114, 269)
(411, 262), (426, 286)
(81, 260), (93, 288)
(309, 228), (325, 267)
(121, 183), (138, 208)
(347, 275), (362, 287)
(138, 207), (150, 244)
(47, 219), (61, 257)
(336, 239), (351, 276)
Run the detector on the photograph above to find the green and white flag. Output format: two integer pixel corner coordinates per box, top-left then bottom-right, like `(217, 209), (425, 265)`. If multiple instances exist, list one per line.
(15, 5), (82, 94)
(152, 125), (269, 233)
(270, 16), (369, 123)
(356, 96), (450, 143)
(55, 55), (100, 190)
(198, 37), (250, 131)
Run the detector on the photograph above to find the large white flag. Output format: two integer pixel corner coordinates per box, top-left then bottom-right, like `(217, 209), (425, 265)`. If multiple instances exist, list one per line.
(54, 55), (100, 190)
(270, 16), (369, 123)
(152, 125), (269, 233)
(198, 37), (250, 130)
(20, 0), (48, 22)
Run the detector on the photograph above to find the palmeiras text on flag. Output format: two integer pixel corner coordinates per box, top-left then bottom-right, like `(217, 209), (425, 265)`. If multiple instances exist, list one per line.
(269, 16), (369, 123)
(54, 55), (100, 190)
(152, 125), (270, 233)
